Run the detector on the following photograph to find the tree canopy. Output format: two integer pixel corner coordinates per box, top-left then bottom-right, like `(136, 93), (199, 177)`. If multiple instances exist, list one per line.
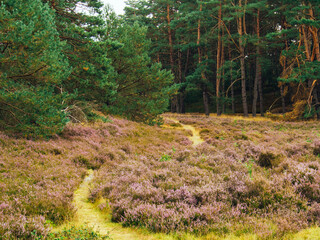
(0, 0), (174, 137)
(0, 0), (319, 137)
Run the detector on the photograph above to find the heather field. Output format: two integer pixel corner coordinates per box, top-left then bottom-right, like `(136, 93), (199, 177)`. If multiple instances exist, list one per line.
(1, 114), (320, 239)
(0, 116), (189, 239)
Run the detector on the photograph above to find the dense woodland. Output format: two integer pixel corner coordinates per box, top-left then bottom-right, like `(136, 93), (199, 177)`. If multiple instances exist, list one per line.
(124, 0), (320, 118)
(0, 0), (320, 138)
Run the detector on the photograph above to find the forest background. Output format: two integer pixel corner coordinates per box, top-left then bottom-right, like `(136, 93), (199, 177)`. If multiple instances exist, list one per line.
(0, 0), (320, 138)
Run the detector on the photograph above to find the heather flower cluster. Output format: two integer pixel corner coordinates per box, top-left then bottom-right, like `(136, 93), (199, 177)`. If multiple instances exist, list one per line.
(89, 114), (320, 238)
(0, 116), (188, 239)
(0, 132), (87, 238)
(1, 114), (320, 239)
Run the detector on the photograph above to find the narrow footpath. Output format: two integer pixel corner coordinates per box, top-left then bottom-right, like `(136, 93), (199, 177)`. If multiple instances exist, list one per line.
(52, 118), (204, 239)
(163, 117), (204, 146)
(53, 169), (161, 240)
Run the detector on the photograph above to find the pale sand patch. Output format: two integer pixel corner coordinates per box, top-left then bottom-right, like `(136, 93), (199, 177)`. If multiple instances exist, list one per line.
(52, 170), (165, 240)
(163, 117), (204, 146)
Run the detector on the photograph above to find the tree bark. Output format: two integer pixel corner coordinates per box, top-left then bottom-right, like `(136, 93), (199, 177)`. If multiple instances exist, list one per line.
(258, 73), (264, 116)
(167, 4), (174, 70)
(221, 28), (225, 113)
(280, 85), (286, 114)
(216, 0), (222, 116)
(252, 9), (261, 117)
(167, 4), (177, 113)
(176, 50), (183, 113)
(197, 3), (210, 116)
(308, 6), (320, 119)
(238, 0), (248, 117)
(228, 41), (235, 114)
(203, 89), (210, 116)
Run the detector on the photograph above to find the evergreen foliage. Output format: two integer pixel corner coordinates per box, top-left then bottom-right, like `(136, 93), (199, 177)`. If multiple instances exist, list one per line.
(0, 0), (174, 137)
(125, 0), (320, 119)
(0, 0), (70, 138)
(1, 0), (319, 137)
(105, 18), (175, 124)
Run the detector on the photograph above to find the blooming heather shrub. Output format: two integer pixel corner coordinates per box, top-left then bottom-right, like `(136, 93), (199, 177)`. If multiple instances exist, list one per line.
(2, 114), (320, 238)
(286, 162), (320, 202)
(2, 116), (186, 239)
(257, 152), (282, 168)
(0, 214), (50, 239)
(313, 139), (320, 156)
(73, 155), (106, 169)
(0, 135), (86, 239)
(88, 114), (320, 238)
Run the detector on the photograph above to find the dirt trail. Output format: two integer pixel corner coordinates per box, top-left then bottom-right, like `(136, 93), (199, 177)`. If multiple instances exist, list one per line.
(52, 117), (320, 240)
(53, 170), (163, 240)
(53, 118), (204, 240)
(164, 117), (204, 146)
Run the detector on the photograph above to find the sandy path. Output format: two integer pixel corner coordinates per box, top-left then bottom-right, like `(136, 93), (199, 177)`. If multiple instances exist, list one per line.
(53, 169), (164, 240)
(52, 118), (204, 240)
(164, 117), (204, 146)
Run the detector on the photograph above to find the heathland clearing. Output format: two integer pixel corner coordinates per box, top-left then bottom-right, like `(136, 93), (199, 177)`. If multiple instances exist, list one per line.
(1, 114), (320, 239)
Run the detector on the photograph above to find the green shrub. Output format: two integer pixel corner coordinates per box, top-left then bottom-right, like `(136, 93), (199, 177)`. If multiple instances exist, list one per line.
(33, 226), (111, 240)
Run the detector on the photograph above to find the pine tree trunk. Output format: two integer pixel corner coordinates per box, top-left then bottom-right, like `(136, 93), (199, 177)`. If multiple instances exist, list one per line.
(222, 69), (225, 113)
(179, 93), (185, 113)
(231, 84), (235, 113)
(171, 98), (177, 113)
(252, 56), (259, 117)
(308, 7), (320, 119)
(258, 74), (264, 116)
(228, 44), (235, 113)
(167, 4), (174, 71)
(203, 90), (210, 116)
(167, 3), (176, 113)
(177, 50), (183, 113)
(197, 3), (210, 116)
(280, 85), (286, 114)
(216, 1), (222, 116)
(252, 9), (261, 117)
(221, 27), (225, 113)
(238, 0), (248, 117)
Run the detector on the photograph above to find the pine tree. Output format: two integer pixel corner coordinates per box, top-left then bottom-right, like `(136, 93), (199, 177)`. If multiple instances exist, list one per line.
(0, 0), (71, 137)
(272, 0), (320, 119)
(44, 0), (118, 113)
(102, 9), (175, 124)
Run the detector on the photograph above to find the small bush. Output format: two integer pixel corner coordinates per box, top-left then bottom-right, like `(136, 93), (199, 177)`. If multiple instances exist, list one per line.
(39, 226), (111, 240)
(73, 156), (105, 170)
(170, 123), (182, 127)
(199, 129), (210, 134)
(176, 150), (191, 162)
(234, 134), (249, 140)
(313, 140), (320, 156)
(258, 152), (282, 168)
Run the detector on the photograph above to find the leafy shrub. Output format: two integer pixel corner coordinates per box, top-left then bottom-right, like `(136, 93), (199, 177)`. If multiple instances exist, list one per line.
(33, 226), (111, 240)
